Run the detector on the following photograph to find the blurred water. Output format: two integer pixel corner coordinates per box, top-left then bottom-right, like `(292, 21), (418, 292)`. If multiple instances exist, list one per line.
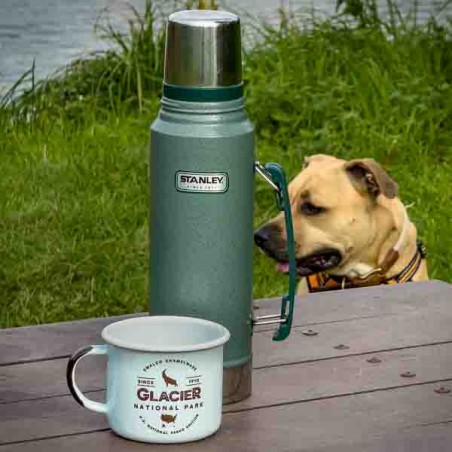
(0, 0), (449, 91)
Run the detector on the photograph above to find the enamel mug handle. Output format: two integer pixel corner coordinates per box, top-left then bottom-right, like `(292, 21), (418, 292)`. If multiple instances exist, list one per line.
(254, 162), (296, 341)
(66, 344), (108, 414)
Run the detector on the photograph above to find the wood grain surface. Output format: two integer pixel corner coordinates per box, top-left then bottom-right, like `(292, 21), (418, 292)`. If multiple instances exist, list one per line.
(1, 281), (451, 451)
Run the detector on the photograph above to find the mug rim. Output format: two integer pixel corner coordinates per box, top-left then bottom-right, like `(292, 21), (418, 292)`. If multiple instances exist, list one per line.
(101, 315), (230, 353)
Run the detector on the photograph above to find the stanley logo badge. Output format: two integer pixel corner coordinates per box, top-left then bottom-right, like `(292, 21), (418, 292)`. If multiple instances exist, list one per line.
(176, 171), (228, 193)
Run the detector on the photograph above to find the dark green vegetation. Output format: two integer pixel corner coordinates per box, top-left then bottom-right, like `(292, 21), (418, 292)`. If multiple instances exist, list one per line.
(1, 1), (451, 327)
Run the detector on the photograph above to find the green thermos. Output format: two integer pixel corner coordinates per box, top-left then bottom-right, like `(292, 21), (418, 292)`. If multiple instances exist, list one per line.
(150, 9), (296, 404)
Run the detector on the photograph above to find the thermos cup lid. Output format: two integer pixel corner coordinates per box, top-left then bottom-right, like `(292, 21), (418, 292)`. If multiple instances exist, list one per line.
(164, 10), (242, 88)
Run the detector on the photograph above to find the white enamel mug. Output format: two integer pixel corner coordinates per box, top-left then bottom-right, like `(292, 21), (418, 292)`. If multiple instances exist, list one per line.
(67, 316), (230, 443)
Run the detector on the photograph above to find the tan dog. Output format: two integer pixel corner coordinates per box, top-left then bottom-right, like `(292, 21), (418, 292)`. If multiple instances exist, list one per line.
(254, 154), (428, 295)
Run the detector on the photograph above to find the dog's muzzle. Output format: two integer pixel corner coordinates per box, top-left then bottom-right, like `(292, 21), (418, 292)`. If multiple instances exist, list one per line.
(254, 226), (342, 277)
(254, 225), (289, 263)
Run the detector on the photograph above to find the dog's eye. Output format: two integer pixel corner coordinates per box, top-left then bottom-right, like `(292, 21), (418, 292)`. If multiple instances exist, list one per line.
(300, 202), (325, 216)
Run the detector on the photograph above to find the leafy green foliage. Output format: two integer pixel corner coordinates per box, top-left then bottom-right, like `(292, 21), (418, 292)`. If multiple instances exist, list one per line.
(0, 0), (451, 327)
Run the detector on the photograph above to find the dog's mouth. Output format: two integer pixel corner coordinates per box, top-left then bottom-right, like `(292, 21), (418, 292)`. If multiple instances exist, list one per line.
(276, 249), (342, 277)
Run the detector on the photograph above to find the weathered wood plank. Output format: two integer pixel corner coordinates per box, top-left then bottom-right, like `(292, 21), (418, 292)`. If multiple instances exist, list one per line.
(2, 341), (452, 408)
(1, 384), (451, 451)
(254, 280), (451, 317)
(3, 311), (452, 404)
(0, 356), (106, 404)
(5, 424), (452, 452)
(321, 423), (452, 452)
(4, 423), (452, 452)
(231, 342), (452, 413)
(0, 314), (140, 366)
(1, 343), (452, 443)
(1, 281), (449, 366)
(6, 298), (447, 377)
(253, 307), (452, 368)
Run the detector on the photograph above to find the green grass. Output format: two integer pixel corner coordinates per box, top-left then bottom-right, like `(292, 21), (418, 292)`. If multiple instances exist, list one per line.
(1, 1), (451, 327)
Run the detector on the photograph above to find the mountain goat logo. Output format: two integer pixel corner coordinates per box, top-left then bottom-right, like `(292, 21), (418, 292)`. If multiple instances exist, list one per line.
(162, 369), (178, 387)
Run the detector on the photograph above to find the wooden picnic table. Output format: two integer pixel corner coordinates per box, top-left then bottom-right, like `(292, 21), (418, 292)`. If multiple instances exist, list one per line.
(1, 280), (452, 451)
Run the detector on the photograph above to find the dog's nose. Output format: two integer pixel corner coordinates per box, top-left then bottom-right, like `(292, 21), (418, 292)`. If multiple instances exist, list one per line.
(254, 227), (270, 248)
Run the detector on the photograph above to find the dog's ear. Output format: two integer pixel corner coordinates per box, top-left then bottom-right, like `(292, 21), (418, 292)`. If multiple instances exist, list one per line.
(345, 159), (398, 199)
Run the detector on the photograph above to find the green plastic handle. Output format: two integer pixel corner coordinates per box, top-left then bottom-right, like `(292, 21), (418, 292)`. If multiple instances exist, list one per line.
(264, 163), (296, 341)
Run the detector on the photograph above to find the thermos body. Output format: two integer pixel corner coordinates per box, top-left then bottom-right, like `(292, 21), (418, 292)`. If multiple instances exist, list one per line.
(150, 97), (255, 402)
(149, 8), (297, 405)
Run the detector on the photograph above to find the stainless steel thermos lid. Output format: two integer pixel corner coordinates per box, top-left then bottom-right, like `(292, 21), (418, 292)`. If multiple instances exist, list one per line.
(164, 10), (242, 88)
